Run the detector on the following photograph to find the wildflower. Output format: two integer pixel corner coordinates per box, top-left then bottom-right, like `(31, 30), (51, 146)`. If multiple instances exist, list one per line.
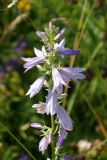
(59, 67), (86, 82)
(22, 46), (46, 72)
(32, 103), (46, 114)
(54, 28), (65, 40)
(46, 87), (59, 115)
(56, 106), (73, 131)
(31, 123), (43, 129)
(16, 38), (28, 53)
(59, 128), (68, 139)
(52, 67), (68, 94)
(39, 134), (52, 154)
(26, 76), (45, 98)
(18, 154), (29, 160)
(56, 137), (64, 148)
(54, 39), (80, 56)
(63, 155), (74, 160)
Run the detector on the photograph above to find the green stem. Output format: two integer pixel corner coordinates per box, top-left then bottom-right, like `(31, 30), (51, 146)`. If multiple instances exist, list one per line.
(51, 115), (55, 160)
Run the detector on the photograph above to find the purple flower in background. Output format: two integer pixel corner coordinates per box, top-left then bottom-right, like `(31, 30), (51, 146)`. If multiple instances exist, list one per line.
(16, 38), (28, 53)
(18, 155), (29, 160)
(46, 87), (59, 115)
(32, 103), (46, 114)
(31, 123), (43, 129)
(6, 59), (19, 70)
(63, 155), (74, 160)
(54, 39), (80, 56)
(60, 67), (86, 82)
(39, 134), (52, 154)
(52, 66), (68, 94)
(56, 106), (73, 131)
(0, 68), (5, 78)
(26, 76), (45, 98)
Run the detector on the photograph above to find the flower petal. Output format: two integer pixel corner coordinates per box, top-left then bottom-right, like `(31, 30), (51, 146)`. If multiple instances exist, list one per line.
(26, 76), (45, 98)
(56, 106), (73, 131)
(46, 87), (59, 115)
(31, 123), (43, 129)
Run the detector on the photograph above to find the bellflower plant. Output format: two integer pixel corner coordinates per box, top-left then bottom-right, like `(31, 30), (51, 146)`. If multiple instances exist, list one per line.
(22, 22), (85, 160)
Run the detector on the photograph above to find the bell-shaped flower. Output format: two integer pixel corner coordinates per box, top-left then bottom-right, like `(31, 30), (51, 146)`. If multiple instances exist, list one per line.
(56, 106), (73, 131)
(59, 67), (86, 82)
(26, 76), (45, 98)
(59, 128), (68, 139)
(31, 123), (43, 129)
(32, 103), (46, 114)
(54, 39), (80, 56)
(52, 67), (68, 94)
(46, 87), (59, 115)
(39, 134), (52, 154)
(56, 137), (64, 148)
(22, 46), (46, 72)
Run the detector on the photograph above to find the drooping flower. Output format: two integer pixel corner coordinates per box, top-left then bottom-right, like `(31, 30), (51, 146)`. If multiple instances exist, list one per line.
(56, 137), (64, 148)
(59, 128), (68, 139)
(31, 123), (43, 129)
(39, 134), (52, 154)
(59, 67), (86, 82)
(52, 67), (68, 94)
(54, 39), (80, 56)
(32, 103), (46, 114)
(26, 76), (45, 98)
(56, 106), (73, 131)
(46, 87), (59, 115)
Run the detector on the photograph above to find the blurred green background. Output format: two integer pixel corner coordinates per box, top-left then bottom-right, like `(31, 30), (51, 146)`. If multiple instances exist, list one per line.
(0, 0), (107, 160)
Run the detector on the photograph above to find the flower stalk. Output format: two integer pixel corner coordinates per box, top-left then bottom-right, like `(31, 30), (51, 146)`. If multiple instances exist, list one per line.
(22, 22), (86, 159)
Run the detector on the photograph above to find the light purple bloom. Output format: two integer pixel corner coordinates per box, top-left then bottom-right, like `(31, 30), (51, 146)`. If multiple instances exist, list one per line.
(31, 123), (43, 129)
(59, 67), (86, 82)
(39, 134), (52, 154)
(52, 67), (68, 94)
(59, 128), (68, 139)
(32, 103), (46, 114)
(26, 76), (45, 98)
(22, 56), (45, 72)
(56, 106), (73, 131)
(46, 87), (59, 115)
(56, 137), (64, 148)
(54, 39), (80, 56)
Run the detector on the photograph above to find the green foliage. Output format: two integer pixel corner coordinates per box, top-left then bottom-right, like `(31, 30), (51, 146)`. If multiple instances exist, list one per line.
(0, 0), (107, 159)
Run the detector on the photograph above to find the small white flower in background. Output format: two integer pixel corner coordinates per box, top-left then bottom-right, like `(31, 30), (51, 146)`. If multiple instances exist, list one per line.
(77, 140), (92, 152)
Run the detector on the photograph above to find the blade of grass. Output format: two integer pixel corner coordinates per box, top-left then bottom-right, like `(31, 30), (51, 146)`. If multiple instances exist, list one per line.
(67, 42), (103, 114)
(0, 123), (37, 160)
(80, 91), (107, 138)
(63, 0), (92, 107)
